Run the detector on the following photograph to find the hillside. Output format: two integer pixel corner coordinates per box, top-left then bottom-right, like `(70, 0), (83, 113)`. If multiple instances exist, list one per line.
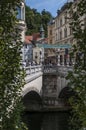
(25, 5), (53, 37)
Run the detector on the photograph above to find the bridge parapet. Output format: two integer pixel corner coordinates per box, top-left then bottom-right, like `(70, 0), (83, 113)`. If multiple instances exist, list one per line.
(25, 65), (42, 75)
(43, 65), (57, 74)
(43, 65), (73, 76)
(42, 65), (73, 109)
(57, 66), (73, 76)
(22, 65), (43, 97)
(25, 65), (42, 83)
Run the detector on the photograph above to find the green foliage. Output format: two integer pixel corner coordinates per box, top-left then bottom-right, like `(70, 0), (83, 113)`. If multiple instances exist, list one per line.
(41, 9), (52, 37)
(0, 0), (26, 130)
(25, 5), (53, 37)
(67, 0), (86, 130)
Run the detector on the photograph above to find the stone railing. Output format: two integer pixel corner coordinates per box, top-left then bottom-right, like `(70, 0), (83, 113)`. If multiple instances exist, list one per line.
(43, 65), (57, 73)
(25, 65), (42, 75)
(57, 66), (73, 76)
(25, 65), (42, 83)
(43, 65), (73, 75)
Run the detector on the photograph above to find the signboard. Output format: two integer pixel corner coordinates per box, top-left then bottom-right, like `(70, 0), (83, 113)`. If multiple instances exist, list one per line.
(36, 43), (72, 49)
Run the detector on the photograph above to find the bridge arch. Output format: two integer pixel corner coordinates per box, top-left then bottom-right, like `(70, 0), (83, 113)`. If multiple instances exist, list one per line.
(22, 88), (42, 111)
(22, 87), (41, 97)
(58, 86), (75, 99)
(58, 86), (75, 106)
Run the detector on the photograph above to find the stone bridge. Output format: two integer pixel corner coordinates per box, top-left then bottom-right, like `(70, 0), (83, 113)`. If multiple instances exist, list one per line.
(22, 65), (73, 111)
(42, 65), (73, 110)
(22, 65), (43, 111)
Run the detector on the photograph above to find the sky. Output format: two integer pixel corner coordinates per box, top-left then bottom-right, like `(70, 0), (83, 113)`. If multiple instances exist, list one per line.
(25, 0), (68, 17)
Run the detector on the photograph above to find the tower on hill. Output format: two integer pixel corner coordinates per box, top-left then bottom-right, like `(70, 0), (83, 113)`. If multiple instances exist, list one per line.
(40, 25), (45, 38)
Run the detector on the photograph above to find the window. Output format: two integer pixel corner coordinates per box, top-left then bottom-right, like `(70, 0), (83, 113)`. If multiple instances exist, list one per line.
(64, 28), (67, 37)
(25, 44), (27, 48)
(55, 20), (58, 28)
(21, 7), (25, 20)
(17, 7), (21, 19)
(50, 30), (52, 35)
(50, 40), (52, 43)
(40, 51), (42, 55)
(64, 11), (67, 24)
(64, 16), (67, 24)
(60, 30), (62, 40)
(70, 39), (73, 44)
(35, 52), (37, 59)
(56, 33), (57, 41)
(17, 6), (25, 20)
(70, 27), (72, 35)
(60, 19), (62, 26)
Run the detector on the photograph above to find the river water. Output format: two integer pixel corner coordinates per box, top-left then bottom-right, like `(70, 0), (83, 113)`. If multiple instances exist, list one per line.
(22, 112), (70, 130)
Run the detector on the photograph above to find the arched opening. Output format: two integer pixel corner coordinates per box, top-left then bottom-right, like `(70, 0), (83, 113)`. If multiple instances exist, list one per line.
(22, 91), (42, 111)
(58, 87), (75, 107)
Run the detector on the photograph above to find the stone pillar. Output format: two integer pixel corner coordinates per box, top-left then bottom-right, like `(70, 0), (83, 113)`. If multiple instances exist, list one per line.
(57, 49), (60, 66)
(62, 55), (64, 66)
(58, 55), (60, 66)
(66, 54), (70, 66)
(72, 56), (75, 66)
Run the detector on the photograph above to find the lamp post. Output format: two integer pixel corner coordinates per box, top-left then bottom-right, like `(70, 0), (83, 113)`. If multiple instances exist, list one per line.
(56, 49), (60, 66)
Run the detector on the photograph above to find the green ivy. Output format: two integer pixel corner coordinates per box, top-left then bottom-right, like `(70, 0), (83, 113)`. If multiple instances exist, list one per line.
(0, 0), (27, 130)
(67, 0), (86, 130)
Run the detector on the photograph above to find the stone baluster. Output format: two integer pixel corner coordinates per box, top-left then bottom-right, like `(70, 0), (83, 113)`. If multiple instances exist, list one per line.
(72, 57), (75, 66)
(57, 49), (60, 66)
(62, 55), (64, 66)
(29, 66), (31, 74)
(67, 54), (70, 66)
(69, 55), (71, 66)
(58, 55), (60, 66)
(71, 55), (75, 66)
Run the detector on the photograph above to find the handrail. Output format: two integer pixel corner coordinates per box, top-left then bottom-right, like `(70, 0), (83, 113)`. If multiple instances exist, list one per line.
(25, 65), (42, 76)
(25, 65), (43, 83)
(43, 65), (73, 74)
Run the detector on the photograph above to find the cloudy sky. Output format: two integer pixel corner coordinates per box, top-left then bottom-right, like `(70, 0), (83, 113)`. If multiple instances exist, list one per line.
(25, 0), (67, 17)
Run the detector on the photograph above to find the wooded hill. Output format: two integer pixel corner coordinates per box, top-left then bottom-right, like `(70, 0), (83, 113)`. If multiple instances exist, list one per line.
(25, 5), (53, 37)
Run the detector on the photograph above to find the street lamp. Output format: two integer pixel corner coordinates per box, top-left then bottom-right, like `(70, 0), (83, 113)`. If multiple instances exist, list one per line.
(56, 49), (60, 66)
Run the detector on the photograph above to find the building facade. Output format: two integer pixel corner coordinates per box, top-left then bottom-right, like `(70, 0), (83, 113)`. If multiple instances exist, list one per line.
(17, 0), (26, 63)
(23, 25), (45, 66)
(48, 19), (55, 44)
(47, 2), (77, 66)
(23, 36), (33, 66)
(33, 47), (44, 65)
(55, 3), (73, 45)
(17, 0), (26, 42)
(45, 19), (56, 64)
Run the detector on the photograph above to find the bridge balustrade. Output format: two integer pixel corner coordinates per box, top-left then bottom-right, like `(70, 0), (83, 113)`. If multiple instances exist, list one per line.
(43, 65), (73, 75)
(43, 97), (66, 108)
(43, 65), (57, 73)
(57, 66), (73, 75)
(25, 65), (42, 83)
(25, 65), (42, 75)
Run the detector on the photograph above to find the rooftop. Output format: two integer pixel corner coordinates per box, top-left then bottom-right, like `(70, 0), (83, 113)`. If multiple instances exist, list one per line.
(25, 36), (33, 44)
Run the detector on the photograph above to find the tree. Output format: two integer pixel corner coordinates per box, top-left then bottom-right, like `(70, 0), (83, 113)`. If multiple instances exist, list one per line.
(25, 5), (52, 36)
(41, 9), (52, 37)
(67, 0), (86, 130)
(0, 0), (27, 130)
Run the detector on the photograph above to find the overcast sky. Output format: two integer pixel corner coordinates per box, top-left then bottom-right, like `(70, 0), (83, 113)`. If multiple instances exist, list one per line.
(25, 0), (67, 17)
